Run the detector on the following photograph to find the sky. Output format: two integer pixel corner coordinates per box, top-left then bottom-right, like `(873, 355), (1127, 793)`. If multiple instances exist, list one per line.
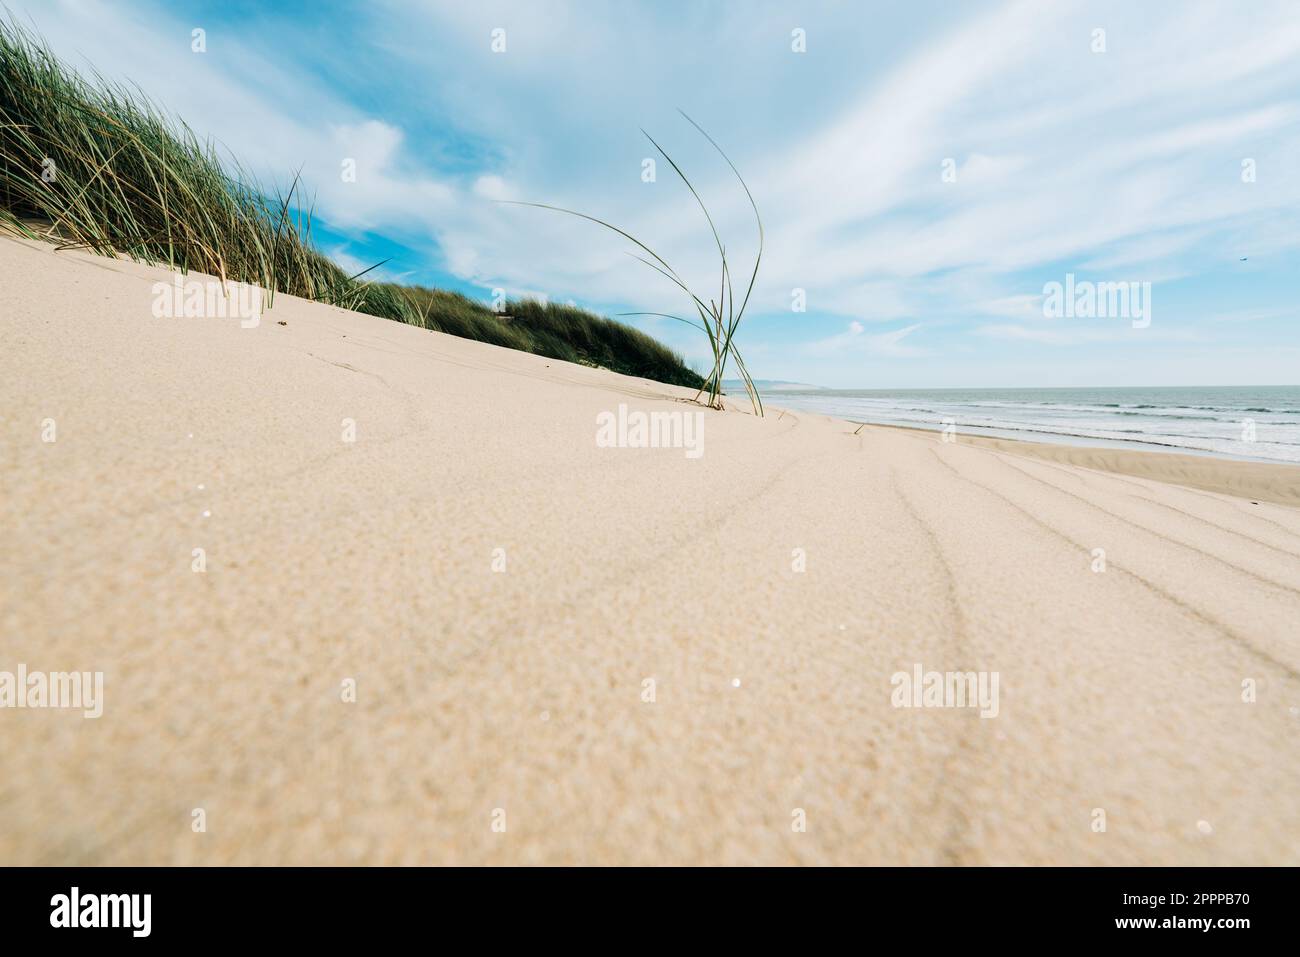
(9, 0), (1300, 388)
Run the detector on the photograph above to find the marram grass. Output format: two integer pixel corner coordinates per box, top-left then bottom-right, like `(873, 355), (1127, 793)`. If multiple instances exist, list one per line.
(0, 17), (702, 389)
(507, 110), (764, 415)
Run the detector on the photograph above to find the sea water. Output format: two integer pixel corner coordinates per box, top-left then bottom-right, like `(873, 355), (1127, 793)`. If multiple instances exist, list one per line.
(765, 385), (1300, 464)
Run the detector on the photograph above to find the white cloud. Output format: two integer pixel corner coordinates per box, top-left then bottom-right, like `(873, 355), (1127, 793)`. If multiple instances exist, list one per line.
(472, 175), (511, 200)
(973, 323), (1206, 346)
(322, 121), (454, 230)
(978, 294), (1048, 322)
(807, 321), (926, 357)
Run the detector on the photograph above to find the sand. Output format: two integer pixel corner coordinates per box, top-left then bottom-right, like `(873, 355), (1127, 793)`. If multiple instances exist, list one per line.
(2, 235), (1298, 866)
(935, 430), (1300, 508)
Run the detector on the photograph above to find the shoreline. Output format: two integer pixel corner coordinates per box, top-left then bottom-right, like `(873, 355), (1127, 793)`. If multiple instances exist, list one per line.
(826, 420), (1300, 508)
(857, 417), (1293, 466)
(760, 390), (1300, 468)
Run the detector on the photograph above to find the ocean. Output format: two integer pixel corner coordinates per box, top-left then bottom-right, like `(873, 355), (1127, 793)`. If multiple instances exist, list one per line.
(763, 386), (1300, 464)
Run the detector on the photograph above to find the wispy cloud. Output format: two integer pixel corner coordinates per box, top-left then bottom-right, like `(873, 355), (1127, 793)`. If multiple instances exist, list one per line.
(807, 321), (927, 357)
(974, 323), (1207, 346)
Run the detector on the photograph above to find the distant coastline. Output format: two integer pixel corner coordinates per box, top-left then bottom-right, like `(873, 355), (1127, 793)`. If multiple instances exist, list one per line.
(723, 378), (825, 393)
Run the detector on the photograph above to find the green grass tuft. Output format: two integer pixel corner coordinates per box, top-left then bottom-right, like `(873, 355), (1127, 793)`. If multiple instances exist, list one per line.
(505, 110), (764, 414)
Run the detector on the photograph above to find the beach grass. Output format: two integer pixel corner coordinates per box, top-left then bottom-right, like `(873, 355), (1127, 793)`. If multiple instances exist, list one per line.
(0, 16), (703, 389)
(506, 110), (764, 414)
(399, 287), (702, 384)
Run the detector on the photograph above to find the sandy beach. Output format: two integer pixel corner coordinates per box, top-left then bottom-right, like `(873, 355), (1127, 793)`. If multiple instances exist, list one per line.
(3, 235), (1299, 866)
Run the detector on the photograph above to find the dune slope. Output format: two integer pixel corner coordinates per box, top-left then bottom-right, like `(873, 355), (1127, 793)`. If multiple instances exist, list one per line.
(2, 237), (1298, 865)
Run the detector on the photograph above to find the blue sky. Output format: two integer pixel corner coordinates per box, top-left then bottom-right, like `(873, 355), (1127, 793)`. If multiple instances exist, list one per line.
(11, 0), (1300, 387)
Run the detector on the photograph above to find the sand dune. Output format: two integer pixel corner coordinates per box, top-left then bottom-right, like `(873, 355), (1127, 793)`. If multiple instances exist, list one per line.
(2, 236), (1298, 865)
